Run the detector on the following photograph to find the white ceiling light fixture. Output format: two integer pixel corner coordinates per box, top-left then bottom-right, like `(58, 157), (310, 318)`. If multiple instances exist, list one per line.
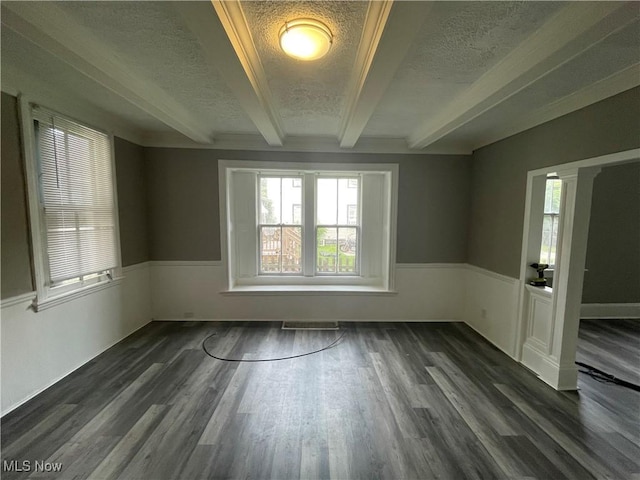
(279, 18), (333, 61)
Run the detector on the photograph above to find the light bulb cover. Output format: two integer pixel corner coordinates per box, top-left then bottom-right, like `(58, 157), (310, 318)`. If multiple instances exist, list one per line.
(279, 18), (333, 61)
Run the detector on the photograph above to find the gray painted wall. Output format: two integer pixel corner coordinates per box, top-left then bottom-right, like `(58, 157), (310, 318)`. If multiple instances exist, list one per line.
(4, 86), (637, 298)
(144, 148), (472, 263)
(582, 162), (640, 304)
(114, 137), (150, 266)
(468, 87), (640, 279)
(1, 92), (34, 298)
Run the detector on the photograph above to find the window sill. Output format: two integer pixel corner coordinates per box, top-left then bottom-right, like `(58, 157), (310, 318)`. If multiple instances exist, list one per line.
(34, 277), (123, 312)
(221, 285), (397, 296)
(525, 284), (553, 299)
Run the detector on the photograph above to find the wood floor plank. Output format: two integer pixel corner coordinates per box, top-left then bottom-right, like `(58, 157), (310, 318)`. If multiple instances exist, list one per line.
(87, 404), (166, 480)
(427, 366), (525, 478)
(2, 321), (637, 480)
(495, 383), (633, 479)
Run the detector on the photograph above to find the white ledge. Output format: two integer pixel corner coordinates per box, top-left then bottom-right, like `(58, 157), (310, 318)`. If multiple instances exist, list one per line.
(221, 285), (397, 296)
(525, 284), (553, 299)
(34, 277), (123, 312)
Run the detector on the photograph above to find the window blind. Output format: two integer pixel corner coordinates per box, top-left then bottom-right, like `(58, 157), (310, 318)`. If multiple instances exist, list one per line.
(32, 107), (118, 284)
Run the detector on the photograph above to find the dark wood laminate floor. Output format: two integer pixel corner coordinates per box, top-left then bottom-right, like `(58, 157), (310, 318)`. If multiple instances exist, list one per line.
(577, 319), (640, 385)
(2, 321), (639, 480)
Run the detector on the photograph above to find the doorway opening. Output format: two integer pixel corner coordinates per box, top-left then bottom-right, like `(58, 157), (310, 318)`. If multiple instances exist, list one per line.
(514, 148), (639, 390)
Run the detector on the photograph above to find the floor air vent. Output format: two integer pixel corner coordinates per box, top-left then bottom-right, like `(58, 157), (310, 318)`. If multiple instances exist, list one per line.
(282, 321), (339, 330)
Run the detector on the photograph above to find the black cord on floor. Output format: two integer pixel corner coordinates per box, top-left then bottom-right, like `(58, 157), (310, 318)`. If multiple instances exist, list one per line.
(576, 361), (640, 392)
(202, 329), (347, 362)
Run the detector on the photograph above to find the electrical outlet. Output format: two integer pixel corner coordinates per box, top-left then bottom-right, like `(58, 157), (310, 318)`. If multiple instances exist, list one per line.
(481, 308), (487, 319)
(184, 311), (195, 319)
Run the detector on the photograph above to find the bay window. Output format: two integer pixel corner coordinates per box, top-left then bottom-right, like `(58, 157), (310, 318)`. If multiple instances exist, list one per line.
(220, 161), (397, 292)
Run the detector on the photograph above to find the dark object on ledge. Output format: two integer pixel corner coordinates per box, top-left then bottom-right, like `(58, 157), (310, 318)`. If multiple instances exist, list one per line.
(530, 263), (549, 287)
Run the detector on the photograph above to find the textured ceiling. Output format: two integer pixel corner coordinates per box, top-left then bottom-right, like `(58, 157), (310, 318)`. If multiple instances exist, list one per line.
(1, 26), (168, 137)
(1, 1), (638, 152)
(362, 1), (565, 137)
(242, 0), (368, 136)
(56, 1), (259, 135)
(426, 18), (640, 148)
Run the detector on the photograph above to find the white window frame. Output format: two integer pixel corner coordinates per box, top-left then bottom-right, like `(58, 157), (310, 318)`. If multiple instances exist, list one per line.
(19, 97), (122, 311)
(219, 160), (398, 293)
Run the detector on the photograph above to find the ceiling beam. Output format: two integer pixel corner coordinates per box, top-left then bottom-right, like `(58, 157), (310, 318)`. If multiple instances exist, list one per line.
(339, 1), (432, 148)
(1, 2), (214, 144)
(474, 63), (640, 151)
(408, 2), (640, 150)
(177, 1), (284, 147)
(2, 63), (147, 146)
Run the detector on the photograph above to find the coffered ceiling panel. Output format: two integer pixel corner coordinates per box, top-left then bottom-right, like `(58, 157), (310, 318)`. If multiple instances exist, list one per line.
(429, 18), (640, 150)
(241, 0), (368, 136)
(1, 26), (170, 143)
(362, 1), (565, 138)
(54, 1), (258, 136)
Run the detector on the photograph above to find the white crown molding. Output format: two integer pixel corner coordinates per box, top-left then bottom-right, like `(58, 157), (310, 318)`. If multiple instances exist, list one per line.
(473, 64), (640, 151)
(408, 2), (639, 150)
(1, 2), (213, 145)
(140, 131), (471, 155)
(339, 1), (432, 148)
(176, 1), (283, 147)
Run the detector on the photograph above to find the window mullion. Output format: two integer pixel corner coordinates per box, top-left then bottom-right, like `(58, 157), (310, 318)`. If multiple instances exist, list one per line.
(303, 173), (315, 276)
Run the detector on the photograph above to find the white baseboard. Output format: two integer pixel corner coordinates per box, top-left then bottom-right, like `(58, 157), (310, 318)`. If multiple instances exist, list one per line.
(580, 303), (640, 319)
(521, 343), (578, 390)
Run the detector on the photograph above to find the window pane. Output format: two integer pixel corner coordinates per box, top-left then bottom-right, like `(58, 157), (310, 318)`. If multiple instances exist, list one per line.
(34, 110), (117, 283)
(260, 226), (281, 273)
(317, 227), (337, 273)
(281, 177), (302, 225)
(543, 180), (553, 213)
(544, 179), (562, 214)
(540, 215), (552, 265)
(549, 215), (559, 266)
(292, 204), (302, 224)
(317, 178), (337, 225)
(282, 227), (302, 273)
(338, 227), (358, 273)
(338, 178), (359, 225)
(550, 180), (562, 214)
(260, 177), (281, 224)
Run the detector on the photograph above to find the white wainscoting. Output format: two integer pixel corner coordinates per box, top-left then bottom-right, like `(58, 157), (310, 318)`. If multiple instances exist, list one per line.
(0, 261), (540, 414)
(463, 265), (520, 359)
(149, 262), (466, 322)
(1, 262), (152, 415)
